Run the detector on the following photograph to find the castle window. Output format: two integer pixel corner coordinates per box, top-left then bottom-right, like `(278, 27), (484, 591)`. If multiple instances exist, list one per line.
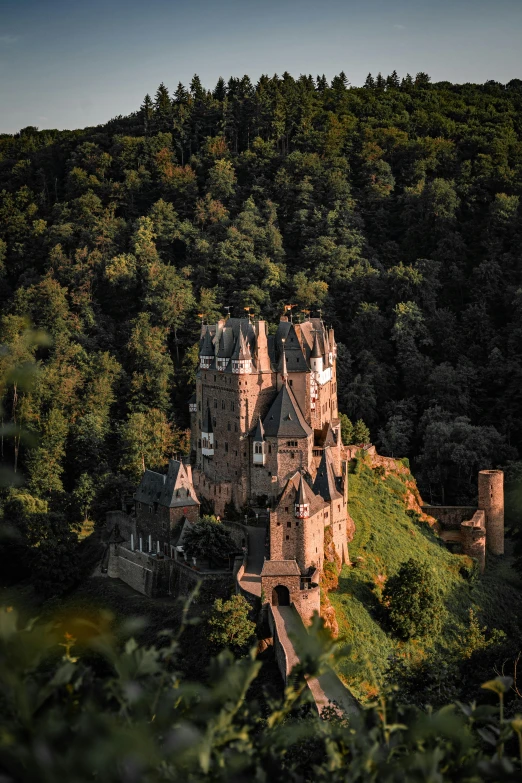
(338, 504), (340, 512)
(291, 452), (295, 459)
(234, 424), (238, 432)
(287, 441), (298, 447)
(213, 417), (216, 426)
(296, 520), (299, 526)
(289, 379), (293, 387)
(285, 506), (288, 512)
(198, 401), (201, 411)
(231, 402), (235, 411)
(287, 521), (291, 528)
(162, 521), (167, 531)
(254, 443), (262, 454)
(228, 422), (231, 431)
(214, 398), (217, 408)
(214, 375), (216, 381)
(339, 524), (341, 530)
(268, 445), (272, 453)
(286, 535), (289, 541)
(222, 400), (226, 409)
(198, 439), (201, 448)
(225, 442), (228, 452)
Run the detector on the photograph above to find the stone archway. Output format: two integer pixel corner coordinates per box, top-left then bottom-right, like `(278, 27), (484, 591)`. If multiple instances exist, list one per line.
(272, 584), (290, 606)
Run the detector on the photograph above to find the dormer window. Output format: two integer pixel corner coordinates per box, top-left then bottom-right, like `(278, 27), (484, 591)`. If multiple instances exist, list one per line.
(295, 502), (309, 519)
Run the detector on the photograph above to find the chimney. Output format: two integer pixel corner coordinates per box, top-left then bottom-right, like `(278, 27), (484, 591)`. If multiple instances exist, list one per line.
(255, 319), (271, 372)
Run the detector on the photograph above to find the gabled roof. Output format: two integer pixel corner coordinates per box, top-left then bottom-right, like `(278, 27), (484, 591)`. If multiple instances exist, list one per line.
(135, 459), (200, 509)
(313, 447), (342, 502)
(188, 391), (196, 405)
(283, 470), (326, 515)
(262, 384), (312, 439)
(261, 559), (301, 576)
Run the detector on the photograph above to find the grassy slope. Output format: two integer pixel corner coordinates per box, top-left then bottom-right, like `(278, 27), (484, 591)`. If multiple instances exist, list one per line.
(330, 460), (522, 702)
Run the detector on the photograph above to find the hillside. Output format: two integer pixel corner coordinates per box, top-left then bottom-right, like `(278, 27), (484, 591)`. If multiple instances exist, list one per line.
(330, 454), (522, 703)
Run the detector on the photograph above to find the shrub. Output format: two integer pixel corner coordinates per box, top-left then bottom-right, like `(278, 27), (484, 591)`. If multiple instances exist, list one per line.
(208, 594), (256, 652)
(383, 558), (444, 639)
(183, 515), (237, 566)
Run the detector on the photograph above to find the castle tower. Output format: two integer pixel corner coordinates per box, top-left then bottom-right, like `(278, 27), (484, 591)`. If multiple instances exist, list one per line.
(478, 469), (504, 556)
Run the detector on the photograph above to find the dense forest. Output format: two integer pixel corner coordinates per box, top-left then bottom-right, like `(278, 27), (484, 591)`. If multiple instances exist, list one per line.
(1, 70), (522, 565)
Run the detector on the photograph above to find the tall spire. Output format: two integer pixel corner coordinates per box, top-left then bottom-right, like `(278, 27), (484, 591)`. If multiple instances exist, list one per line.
(281, 338), (288, 382)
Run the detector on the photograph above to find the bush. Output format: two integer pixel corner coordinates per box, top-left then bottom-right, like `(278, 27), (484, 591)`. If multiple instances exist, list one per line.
(383, 558), (444, 639)
(183, 515), (237, 566)
(208, 594), (256, 652)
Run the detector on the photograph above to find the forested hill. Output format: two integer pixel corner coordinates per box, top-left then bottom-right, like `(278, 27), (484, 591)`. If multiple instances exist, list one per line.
(1, 71), (522, 522)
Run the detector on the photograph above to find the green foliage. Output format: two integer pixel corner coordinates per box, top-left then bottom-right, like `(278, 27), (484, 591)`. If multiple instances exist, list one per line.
(1, 604), (522, 781)
(182, 516), (237, 564)
(208, 594), (256, 651)
(330, 461), (522, 703)
(339, 413), (354, 446)
(383, 558), (444, 639)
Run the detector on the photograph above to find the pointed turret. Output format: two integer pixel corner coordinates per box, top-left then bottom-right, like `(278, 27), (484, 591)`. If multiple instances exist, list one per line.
(313, 448), (342, 502)
(199, 326), (214, 369)
(310, 330), (323, 374)
(295, 474), (310, 518)
(231, 330), (252, 374)
(252, 418), (265, 464)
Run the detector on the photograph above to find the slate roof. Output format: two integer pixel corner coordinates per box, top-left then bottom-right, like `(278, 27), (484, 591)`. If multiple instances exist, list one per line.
(135, 459), (200, 509)
(287, 470), (326, 515)
(261, 559), (301, 576)
(217, 328), (234, 358)
(273, 322), (308, 373)
(262, 384), (312, 439)
(252, 418), (265, 442)
(313, 448), (342, 502)
(199, 326), (214, 357)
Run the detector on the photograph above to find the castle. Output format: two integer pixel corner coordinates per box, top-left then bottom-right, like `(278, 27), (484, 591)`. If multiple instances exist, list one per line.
(106, 314), (350, 620)
(105, 312), (504, 626)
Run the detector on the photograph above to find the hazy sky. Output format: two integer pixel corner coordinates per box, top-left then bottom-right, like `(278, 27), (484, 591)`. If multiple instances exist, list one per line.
(1, 0), (521, 134)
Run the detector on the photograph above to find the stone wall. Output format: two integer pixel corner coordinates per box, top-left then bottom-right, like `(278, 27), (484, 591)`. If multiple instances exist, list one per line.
(222, 520), (249, 549)
(261, 573), (301, 604)
(293, 586), (321, 625)
(107, 545), (155, 595)
(421, 505), (477, 529)
(461, 510), (486, 573)
(106, 510), (135, 541)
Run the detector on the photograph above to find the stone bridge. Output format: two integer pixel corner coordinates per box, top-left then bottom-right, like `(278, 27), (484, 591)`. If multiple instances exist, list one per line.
(238, 525), (358, 718)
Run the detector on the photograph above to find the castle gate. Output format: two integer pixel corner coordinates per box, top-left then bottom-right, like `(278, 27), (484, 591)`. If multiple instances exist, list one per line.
(272, 584), (290, 606)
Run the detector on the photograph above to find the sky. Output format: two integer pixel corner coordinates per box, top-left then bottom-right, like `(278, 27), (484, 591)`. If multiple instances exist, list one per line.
(0, 0), (521, 134)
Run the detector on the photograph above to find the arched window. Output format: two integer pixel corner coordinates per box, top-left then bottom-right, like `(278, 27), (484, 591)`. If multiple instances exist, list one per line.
(254, 442), (263, 454)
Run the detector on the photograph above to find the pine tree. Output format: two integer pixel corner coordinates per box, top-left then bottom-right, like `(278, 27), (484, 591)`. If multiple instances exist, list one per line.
(364, 73), (375, 89)
(375, 72), (385, 90)
(386, 70), (400, 89)
(331, 71), (349, 91)
(190, 74), (205, 100)
(154, 82), (172, 131)
(140, 94), (154, 135)
(401, 73), (414, 90)
(213, 76), (227, 102)
(316, 74), (328, 91)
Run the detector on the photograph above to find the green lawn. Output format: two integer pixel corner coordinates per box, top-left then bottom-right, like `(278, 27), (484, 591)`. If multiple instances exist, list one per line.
(330, 459), (522, 702)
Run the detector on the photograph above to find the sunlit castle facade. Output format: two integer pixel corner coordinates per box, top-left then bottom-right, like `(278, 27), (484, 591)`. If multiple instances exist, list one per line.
(189, 313), (349, 567)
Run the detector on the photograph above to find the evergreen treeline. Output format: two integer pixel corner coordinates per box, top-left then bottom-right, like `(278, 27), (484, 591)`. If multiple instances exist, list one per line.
(1, 69), (522, 544)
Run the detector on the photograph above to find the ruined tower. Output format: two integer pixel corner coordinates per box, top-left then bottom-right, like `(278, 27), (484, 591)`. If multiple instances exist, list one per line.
(478, 469), (504, 556)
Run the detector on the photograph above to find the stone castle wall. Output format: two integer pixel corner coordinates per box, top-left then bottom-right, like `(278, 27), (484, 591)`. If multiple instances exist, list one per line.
(293, 585), (321, 625)
(421, 505), (477, 530)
